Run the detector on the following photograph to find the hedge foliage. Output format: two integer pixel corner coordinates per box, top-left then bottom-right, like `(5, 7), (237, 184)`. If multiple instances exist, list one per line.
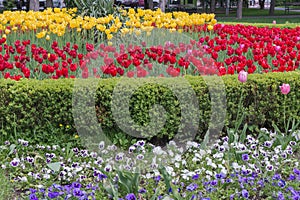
(0, 71), (299, 143)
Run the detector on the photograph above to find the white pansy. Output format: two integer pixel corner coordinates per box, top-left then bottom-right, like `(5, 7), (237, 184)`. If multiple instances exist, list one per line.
(213, 152), (224, 158)
(232, 162), (240, 169)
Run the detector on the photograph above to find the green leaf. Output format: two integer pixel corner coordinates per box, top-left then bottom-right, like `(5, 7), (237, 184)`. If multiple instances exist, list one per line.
(47, 162), (61, 172)
(239, 123), (248, 143)
(8, 144), (16, 155)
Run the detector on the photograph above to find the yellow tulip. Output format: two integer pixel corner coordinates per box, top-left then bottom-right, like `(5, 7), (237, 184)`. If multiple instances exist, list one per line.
(36, 31), (46, 39)
(207, 24), (214, 31)
(107, 33), (113, 40)
(5, 29), (10, 34)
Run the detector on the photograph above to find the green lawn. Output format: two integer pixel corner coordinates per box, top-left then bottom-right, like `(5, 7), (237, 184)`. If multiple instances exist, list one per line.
(217, 17), (300, 24)
(214, 8), (300, 24)
(215, 7), (300, 16)
(0, 170), (14, 200)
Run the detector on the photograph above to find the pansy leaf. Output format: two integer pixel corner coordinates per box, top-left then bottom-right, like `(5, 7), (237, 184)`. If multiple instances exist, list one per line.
(46, 162), (61, 172)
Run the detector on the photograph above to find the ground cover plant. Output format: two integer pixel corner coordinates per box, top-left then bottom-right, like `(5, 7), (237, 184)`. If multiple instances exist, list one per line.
(0, 6), (299, 200)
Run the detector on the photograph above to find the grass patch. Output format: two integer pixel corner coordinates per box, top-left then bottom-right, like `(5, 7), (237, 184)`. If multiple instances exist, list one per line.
(217, 21), (300, 28)
(0, 169), (14, 200)
(214, 7), (300, 17)
(217, 17), (300, 24)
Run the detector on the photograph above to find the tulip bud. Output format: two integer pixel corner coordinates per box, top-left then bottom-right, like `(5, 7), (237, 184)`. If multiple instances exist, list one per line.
(279, 83), (290, 95)
(238, 70), (248, 83)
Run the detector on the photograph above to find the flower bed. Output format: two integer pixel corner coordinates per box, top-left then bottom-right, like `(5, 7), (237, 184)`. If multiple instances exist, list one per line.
(0, 7), (300, 200)
(1, 128), (300, 199)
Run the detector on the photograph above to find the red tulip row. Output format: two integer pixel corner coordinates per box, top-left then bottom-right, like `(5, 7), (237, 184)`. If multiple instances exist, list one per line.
(1, 24), (300, 80)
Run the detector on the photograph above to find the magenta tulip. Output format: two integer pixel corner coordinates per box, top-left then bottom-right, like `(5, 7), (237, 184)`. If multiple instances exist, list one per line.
(279, 83), (290, 95)
(238, 70), (248, 83)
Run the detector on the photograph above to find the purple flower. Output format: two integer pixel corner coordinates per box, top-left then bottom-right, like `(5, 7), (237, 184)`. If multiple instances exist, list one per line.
(73, 188), (83, 197)
(98, 173), (107, 180)
(48, 191), (60, 199)
(192, 174), (199, 180)
(154, 175), (161, 182)
(125, 193), (136, 200)
(273, 174), (281, 180)
(277, 191), (285, 200)
(72, 182), (81, 189)
(138, 188), (146, 194)
(64, 184), (72, 193)
(242, 154), (249, 161)
(216, 173), (226, 179)
(289, 174), (296, 181)
(137, 140), (145, 146)
(187, 183), (198, 191)
(293, 168), (300, 176)
(242, 189), (249, 198)
(210, 180), (218, 186)
(278, 179), (286, 188)
(29, 193), (38, 200)
(10, 158), (20, 167)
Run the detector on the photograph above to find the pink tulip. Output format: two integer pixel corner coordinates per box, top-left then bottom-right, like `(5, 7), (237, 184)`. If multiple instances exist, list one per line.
(275, 45), (281, 52)
(273, 20), (276, 24)
(279, 83), (290, 95)
(238, 70), (248, 83)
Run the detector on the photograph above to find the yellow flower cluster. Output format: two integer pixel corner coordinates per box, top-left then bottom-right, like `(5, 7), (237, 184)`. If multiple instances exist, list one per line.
(0, 7), (216, 40)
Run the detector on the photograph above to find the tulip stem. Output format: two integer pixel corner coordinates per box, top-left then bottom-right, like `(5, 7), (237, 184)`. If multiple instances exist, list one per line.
(284, 95), (287, 134)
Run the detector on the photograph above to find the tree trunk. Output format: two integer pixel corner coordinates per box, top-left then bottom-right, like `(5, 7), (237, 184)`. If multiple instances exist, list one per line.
(144, 0), (149, 8)
(160, 0), (166, 11)
(225, 0), (230, 15)
(259, 0), (265, 9)
(269, 0), (275, 15)
(236, 0), (243, 19)
(46, 0), (53, 8)
(210, 0), (216, 13)
(201, 0), (205, 12)
(148, 0), (153, 9)
(29, 0), (39, 11)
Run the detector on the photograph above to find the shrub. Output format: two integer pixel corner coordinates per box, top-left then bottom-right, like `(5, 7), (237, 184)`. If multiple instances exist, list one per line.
(0, 72), (299, 143)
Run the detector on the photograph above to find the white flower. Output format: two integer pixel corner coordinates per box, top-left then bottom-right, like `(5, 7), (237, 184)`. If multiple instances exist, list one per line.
(153, 146), (165, 155)
(186, 141), (199, 149)
(167, 150), (174, 157)
(99, 141), (105, 150)
(175, 162), (180, 168)
(206, 170), (213, 176)
(213, 152), (224, 159)
(174, 154), (181, 161)
(43, 174), (50, 179)
(144, 173), (151, 179)
(232, 162), (240, 169)
(20, 176), (28, 182)
(37, 185), (44, 189)
(221, 168), (227, 175)
(75, 167), (83, 173)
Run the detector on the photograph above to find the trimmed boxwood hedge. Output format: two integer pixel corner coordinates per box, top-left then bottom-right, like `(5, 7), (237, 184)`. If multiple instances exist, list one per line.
(0, 71), (299, 143)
